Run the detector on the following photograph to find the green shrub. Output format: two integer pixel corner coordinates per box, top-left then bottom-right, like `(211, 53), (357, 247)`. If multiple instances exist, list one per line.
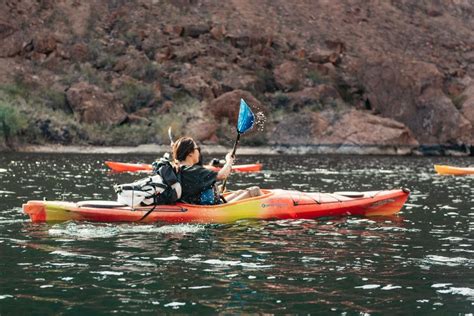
(149, 93), (202, 142)
(305, 100), (324, 112)
(118, 82), (156, 113)
(123, 31), (142, 48)
(39, 88), (69, 112)
(273, 92), (290, 109)
(131, 62), (161, 82)
(255, 69), (277, 92)
(215, 117), (233, 145)
(240, 132), (268, 146)
(87, 123), (158, 146)
(95, 52), (117, 71)
(0, 101), (27, 142)
(0, 81), (31, 99)
(335, 78), (365, 106)
(63, 63), (106, 88)
(307, 70), (327, 85)
(451, 94), (467, 110)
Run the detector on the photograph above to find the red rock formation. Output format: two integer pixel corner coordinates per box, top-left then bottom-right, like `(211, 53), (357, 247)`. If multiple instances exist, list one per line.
(66, 82), (127, 125)
(209, 90), (264, 126)
(270, 109), (419, 149)
(460, 83), (474, 144)
(274, 61), (303, 92)
(356, 56), (471, 145)
(0, 0), (473, 152)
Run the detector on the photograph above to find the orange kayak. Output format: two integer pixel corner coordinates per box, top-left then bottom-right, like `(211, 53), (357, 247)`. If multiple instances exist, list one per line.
(434, 164), (474, 176)
(23, 188), (410, 223)
(105, 161), (263, 173)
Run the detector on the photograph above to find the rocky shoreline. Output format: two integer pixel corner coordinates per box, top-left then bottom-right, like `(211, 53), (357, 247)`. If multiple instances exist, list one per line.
(0, 2), (473, 154)
(15, 143), (472, 156)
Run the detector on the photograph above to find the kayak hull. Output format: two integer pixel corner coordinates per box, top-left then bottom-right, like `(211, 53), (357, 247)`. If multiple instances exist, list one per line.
(434, 164), (474, 175)
(23, 189), (410, 223)
(105, 161), (262, 173)
(105, 161), (153, 172)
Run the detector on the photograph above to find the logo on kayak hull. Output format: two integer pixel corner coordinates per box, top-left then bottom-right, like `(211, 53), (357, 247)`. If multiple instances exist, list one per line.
(369, 198), (395, 208)
(261, 203), (288, 208)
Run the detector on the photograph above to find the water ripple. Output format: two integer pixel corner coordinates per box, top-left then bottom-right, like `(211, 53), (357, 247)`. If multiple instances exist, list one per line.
(48, 223), (204, 239)
(0, 153), (473, 313)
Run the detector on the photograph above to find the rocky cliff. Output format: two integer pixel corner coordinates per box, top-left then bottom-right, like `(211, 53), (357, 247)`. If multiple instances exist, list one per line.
(0, 0), (473, 154)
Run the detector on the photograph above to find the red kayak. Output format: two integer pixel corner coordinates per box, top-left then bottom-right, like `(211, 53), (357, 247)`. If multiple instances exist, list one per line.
(105, 161), (263, 173)
(23, 188), (410, 223)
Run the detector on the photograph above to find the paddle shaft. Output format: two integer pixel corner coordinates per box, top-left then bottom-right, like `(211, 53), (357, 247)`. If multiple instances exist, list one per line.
(168, 126), (174, 145)
(221, 132), (240, 192)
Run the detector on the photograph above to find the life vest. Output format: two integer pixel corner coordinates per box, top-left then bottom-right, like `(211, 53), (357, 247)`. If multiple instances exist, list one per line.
(114, 155), (181, 207)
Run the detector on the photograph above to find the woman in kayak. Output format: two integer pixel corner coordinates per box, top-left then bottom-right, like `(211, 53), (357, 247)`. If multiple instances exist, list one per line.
(172, 137), (262, 204)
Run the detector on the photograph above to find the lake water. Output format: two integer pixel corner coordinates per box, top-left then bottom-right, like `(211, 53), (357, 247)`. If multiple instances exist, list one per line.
(0, 152), (473, 314)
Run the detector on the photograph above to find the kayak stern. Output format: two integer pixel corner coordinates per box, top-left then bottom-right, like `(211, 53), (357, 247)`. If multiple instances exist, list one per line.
(23, 201), (46, 223)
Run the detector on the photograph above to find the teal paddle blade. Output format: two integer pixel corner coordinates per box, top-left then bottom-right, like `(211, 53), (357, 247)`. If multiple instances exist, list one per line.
(237, 99), (255, 134)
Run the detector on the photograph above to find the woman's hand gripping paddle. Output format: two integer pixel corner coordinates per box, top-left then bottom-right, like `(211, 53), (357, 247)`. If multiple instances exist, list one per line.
(221, 99), (255, 193)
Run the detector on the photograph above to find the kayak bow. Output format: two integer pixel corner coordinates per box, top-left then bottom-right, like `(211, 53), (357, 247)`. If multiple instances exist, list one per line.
(105, 161), (262, 173)
(434, 164), (474, 176)
(23, 188), (410, 223)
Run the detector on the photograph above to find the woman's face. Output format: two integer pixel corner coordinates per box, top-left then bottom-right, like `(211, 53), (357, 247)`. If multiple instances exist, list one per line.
(189, 143), (201, 165)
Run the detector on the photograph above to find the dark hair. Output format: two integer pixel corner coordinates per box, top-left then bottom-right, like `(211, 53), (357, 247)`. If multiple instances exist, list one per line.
(172, 137), (197, 162)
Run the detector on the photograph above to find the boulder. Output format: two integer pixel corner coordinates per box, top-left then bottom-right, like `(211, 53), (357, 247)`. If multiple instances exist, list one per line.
(183, 24), (210, 38)
(33, 34), (57, 54)
(269, 109), (419, 149)
(29, 52), (47, 63)
(210, 25), (226, 41)
(308, 48), (340, 65)
(288, 84), (341, 101)
(179, 75), (214, 100)
(286, 85), (342, 110)
(56, 43), (71, 60)
(208, 90), (264, 126)
(269, 111), (328, 145)
(460, 83), (474, 144)
(0, 21), (15, 39)
(187, 119), (218, 143)
(174, 44), (202, 62)
(273, 61), (303, 92)
(126, 114), (151, 125)
(221, 74), (261, 93)
(0, 32), (26, 57)
(416, 87), (471, 145)
(112, 49), (154, 80)
(324, 110), (419, 147)
(163, 24), (184, 36)
(154, 46), (175, 63)
(70, 42), (89, 62)
(66, 82), (128, 125)
(310, 63), (337, 79)
(226, 33), (273, 50)
(157, 100), (173, 114)
(358, 57), (471, 145)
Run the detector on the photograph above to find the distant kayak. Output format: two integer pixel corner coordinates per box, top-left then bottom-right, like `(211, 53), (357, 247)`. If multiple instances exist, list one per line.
(105, 161), (263, 173)
(23, 188), (410, 223)
(434, 164), (474, 176)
